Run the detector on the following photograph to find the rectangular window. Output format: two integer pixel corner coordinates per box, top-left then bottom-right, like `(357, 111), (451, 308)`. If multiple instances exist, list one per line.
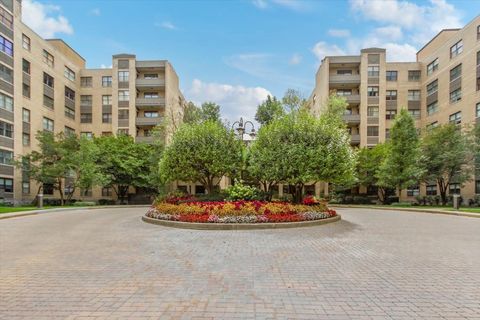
(80, 188), (92, 197)
(144, 92), (159, 99)
(427, 122), (438, 130)
(65, 106), (75, 119)
(426, 80), (438, 96)
(426, 185), (437, 196)
(386, 70), (397, 81)
(118, 71), (129, 82)
(101, 131), (112, 136)
(144, 111), (159, 118)
(117, 129), (129, 135)
(386, 90), (397, 101)
(22, 59), (30, 74)
(102, 95), (112, 105)
(43, 117), (54, 131)
(0, 35), (13, 57)
(367, 87), (379, 97)
(102, 187), (113, 197)
(22, 83), (30, 98)
(449, 111), (461, 125)
(0, 7), (13, 29)
(43, 95), (54, 109)
(144, 73), (159, 79)
(450, 40), (463, 58)
(80, 95), (92, 106)
(408, 109), (420, 119)
(0, 178), (13, 193)
(449, 183), (461, 195)
(427, 58), (439, 75)
(0, 64), (12, 83)
(450, 64), (462, 82)
(408, 90), (420, 101)
(65, 86), (75, 100)
(80, 76), (92, 87)
(0, 149), (13, 165)
(408, 70), (421, 81)
(450, 88), (462, 103)
(80, 132), (93, 139)
(367, 106), (379, 117)
(22, 34), (30, 51)
(367, 126), (379, 136)
(118, 109), (129, 119)
(22, 182), (30, 195)
(367, 66), (379, 77)
(102, 113), (112, 123)
(64, 126), (75, 136)
(80, 113), (92, 123)
(22, 108), (30, 123)
(43, 72), (54, 88)
(336, 89), (352, 96)
(386, 110), (396, 120)
(0, 92), (13, 111)
(0, 121), (12, 138)
(102, 76), (112, 87)
(64, 66), (75, 81)
(427, 101), (438, 116)
(407, 185), (420, 197)
(118, 90), (129, 101)
(42, 50), (54, 67)
(476, 103), (480, 118)
(22, 133), (30, 146)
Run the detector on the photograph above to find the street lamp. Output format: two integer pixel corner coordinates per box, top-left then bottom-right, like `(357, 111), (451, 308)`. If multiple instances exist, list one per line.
(232, 117), (256, 141)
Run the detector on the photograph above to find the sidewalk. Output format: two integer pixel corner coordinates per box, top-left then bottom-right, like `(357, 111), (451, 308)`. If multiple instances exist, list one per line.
(331, 204), (480, 218)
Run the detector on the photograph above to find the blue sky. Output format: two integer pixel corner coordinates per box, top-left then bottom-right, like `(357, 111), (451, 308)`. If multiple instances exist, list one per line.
(22, 0), (480, 122)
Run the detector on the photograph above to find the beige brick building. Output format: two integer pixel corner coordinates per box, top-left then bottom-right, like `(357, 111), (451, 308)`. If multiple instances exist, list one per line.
(310, 15), (480, 202)
(0, 0), (184, 204)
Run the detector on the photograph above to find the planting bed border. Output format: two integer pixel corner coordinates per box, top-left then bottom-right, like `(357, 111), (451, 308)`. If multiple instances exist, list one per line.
(142, 214), (341, 230)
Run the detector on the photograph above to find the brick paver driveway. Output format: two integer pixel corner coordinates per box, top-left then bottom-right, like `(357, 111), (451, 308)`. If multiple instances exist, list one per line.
(1, 207), (480, 320)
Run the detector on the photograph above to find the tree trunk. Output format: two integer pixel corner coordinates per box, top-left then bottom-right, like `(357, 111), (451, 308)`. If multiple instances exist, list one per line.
(378, 187), (386, 204)
(438, 178), (448, 206)
(58, 178), (64, 206)
(292, 183), (304, 204)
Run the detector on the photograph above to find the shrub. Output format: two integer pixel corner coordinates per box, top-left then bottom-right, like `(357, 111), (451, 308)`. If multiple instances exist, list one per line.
(98, 199), (116, 205)
(73, 201), (96, 206)
(195, 193), (226, 202)
(390, 202), (412, 207)
(225, 182), (261, 201)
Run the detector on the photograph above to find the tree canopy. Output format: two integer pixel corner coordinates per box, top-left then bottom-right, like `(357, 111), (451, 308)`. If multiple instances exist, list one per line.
(254, 95), (284, 126)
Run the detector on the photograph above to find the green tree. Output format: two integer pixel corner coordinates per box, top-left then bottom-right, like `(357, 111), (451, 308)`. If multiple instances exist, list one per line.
(377, 109), (424, 196)
(183, 101), (202, 124)
(421, 123), (474, 205)
(159, 120), (243, 194)
(200, 102), (221, 122)
(255, 95), (284, 125)
(356, 144), (389, 203)
(282, 88), (308, 112)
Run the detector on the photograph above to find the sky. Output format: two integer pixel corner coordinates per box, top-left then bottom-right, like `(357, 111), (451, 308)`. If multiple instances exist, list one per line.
(21, 0), (480, 123)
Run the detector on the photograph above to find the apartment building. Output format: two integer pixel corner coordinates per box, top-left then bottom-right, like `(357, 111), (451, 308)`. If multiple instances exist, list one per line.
(310, 15), (480, 201)
(0, 0), (184, 204)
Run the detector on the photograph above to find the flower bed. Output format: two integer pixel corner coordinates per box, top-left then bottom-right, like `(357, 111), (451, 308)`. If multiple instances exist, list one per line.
(146, 200), (337, 224)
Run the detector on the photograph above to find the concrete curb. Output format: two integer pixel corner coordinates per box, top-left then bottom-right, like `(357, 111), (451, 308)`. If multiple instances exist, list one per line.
(141, 214), (341, 230)
(331, 205), (480, 218)
(0, 205), (151, 220)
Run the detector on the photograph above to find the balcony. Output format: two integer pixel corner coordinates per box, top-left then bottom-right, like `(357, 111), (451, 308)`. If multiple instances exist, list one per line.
(136, 60), (166, 69)
(350, 134), (360, 145)
(136, 78), (165, 89)
(343, 114), (360, 125)
(344, 94), (360, 105)
(328, 56), (361, 65)
(135, 136), (155, 144)
(329, 74), (360, 86)
(136, 116), (162, 126)
(135, 97), (165, 109)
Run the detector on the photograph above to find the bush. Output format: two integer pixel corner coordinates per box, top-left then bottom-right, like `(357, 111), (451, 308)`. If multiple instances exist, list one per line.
(385, 196), (399, 205)
(225, 182), (261, 201)
(352, 195), (372, 204)
(73, 201), (96, 206)
(98, 199), (116, 205)
(195, 193), (226, 202)
(390, 202), (412, 207)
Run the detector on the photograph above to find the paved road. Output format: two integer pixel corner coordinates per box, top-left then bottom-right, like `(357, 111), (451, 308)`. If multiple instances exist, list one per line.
(1, 207), (479, 320)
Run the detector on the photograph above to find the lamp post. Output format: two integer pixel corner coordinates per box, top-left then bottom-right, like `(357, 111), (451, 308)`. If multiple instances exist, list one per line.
(232, 117), (256, 143)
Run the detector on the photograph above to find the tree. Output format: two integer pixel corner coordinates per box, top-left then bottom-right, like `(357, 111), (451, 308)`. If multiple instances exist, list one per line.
(183, 101), (202, 124)
(255, 95), (284, 126)
(249, 95), (356, 203)
(200, 102), (221, 122)
(282, 89), (308, 112)
(377, 109), (424, 196)
(95, 134), (153, 203)
(421, 123), (474, 205)
(159, 121), (243, 194)
(356, 144), (390, 203)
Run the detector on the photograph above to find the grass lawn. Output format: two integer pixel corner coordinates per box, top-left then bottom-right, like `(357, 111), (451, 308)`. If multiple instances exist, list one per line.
(0, 206), (46, 214)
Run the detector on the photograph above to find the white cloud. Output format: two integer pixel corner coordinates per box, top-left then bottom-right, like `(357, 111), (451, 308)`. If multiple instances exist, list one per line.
(100, 64), (112, 69)
(90, 8), (101, 16)
(22, 0), (73, 38)
(289, 53), (302, 65)
(373, 25), (403, 41)
(311, 42), (346, 61)
(328, 29), (351, 38)
(155, 21), (177, 30)
(186, 79), (272, 123)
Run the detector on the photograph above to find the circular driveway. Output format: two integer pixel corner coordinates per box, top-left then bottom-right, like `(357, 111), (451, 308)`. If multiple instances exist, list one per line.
(1, 207), (479, 320)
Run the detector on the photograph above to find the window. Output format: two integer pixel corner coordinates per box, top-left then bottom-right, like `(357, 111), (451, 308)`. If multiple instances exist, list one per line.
(450, 64), (462, 82)
(43, 95), (54, 109)
(117, 129), (129, 135)
(0, 64), (12, 83)
(22, 34), (30, 50)
(43, 72), (54, 88)
(0, 121), (12, 138)
(118, 90), (129, 101)
(0, 149), (13, 165)
(64, 126), (75, 136)
(102, 113), (112, 123)
(385, 128), (390, 139)
(449, 183), (460, 195)
(408, 70), (421, 81)
(22, 133), (30, 146)
(118, 71), (129, 82)
(102, 95), (112, 105)
(449, 111), (461, 125)
(426, 80), (438, 96)
(477, 103), (480, 118)
(80, 113), (92, 123)
(367, 66), (379, 77)
(118, 109), (129, 119)
(80, 77), (92, 87)
(22, 109), (30, 123)
(385, 90), (397, 101)
(408, 90), (420, 101)
(144, 73), (159, 79)
(427, 58), (439, 75)
(102, 131), (112, 136)
(367, 106), (379, 117)
(80, 188), (92, 197)
(22, 182), (30, 195)
(144, 111), (159, 118)
(450, 88), (462, 103)
(336, 89), (352, 96)
(407, 185), (420, 197)
(22, 83), (30, 98)
(102, 187), (113, 197)
(0, 35), (12, 56)
(450, 40), (463, 58)
(43, 117), (54, 131)
(408, 109), (420, 119)
(337, 69), (352, 75)
(43, 183), (54, 195)
(144, 92), (159, 99)
(80, 95), (92, 106)
(64, 67), (75, 81)
(0, 92), (12, 111)
(65, 86), (75, 100)
(65, 106), (75, 119)
(386, 110), (396, 120)
(367, 87), (379, 96)
(0, 178), (13, 193)
(102, 76), (112, 87)
(0, 7), (13, 29)
(367, 126), (379, 136)
(22, 59), (30, 74)
(427, 122), (438, 130)
(80, 132), (93, 139)
(426, 185), (437, 196)
(427, 101), (438, 116)
(386, 71), (397, 81)
(42, 50), (54, 67)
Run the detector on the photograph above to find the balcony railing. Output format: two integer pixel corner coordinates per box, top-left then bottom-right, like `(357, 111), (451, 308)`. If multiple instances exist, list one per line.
(350, 134), (360, 144)
(135, 136), (155, 143)
(342, 114), (360, 125)
(344, 94), (360, 105)
(136, 116), (162, 126)
(135, 97), (165, 109)
(329, 74), (361, 85)
(136, 78), (165, 88)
